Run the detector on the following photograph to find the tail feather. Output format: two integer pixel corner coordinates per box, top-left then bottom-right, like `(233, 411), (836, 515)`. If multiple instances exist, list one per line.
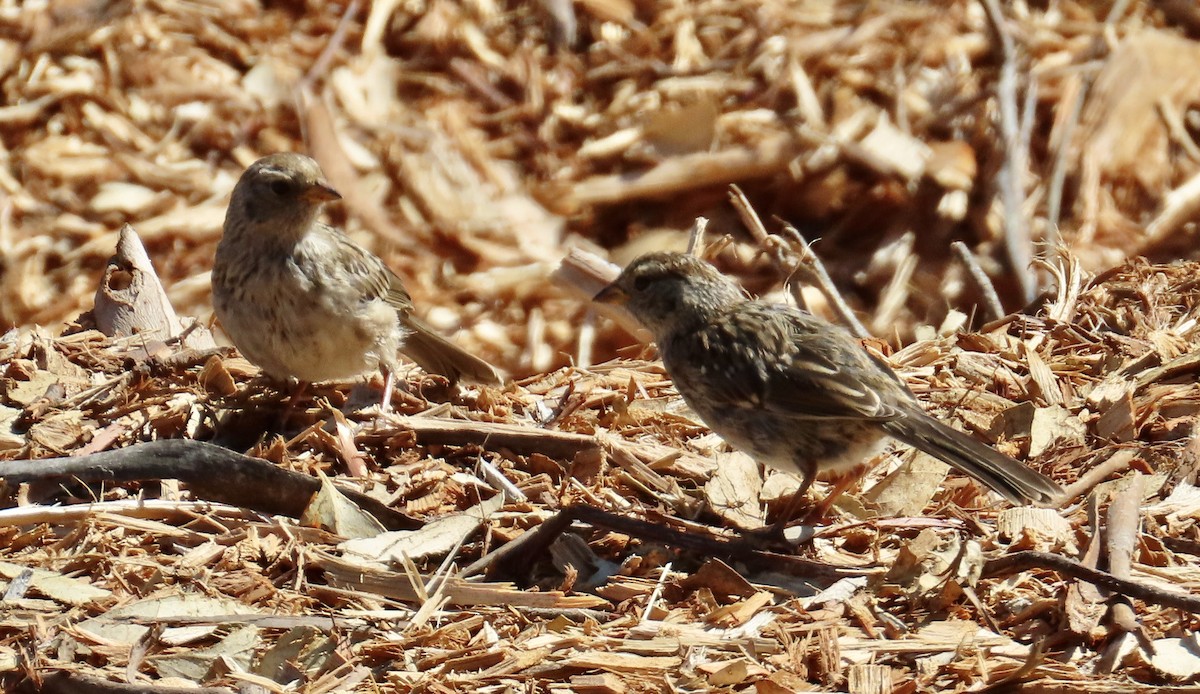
(398, 315), (503, 386)
(883, 410), (1062, 506)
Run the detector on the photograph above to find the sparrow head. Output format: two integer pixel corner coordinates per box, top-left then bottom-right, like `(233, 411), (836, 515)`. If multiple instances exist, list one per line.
(595, 251), (745, 337)
(225, 153), (341, 241)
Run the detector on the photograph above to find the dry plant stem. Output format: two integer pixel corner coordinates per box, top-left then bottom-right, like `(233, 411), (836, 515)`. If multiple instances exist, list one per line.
(1141, 170), (1200, 253)
(540, 0), (577, 47)
(728, 184), (770, 244)
(552, 247), (650, 340)
(388, 414), (600, 459)
(1158, 99), (1200, 162)
(1038, 253), (1086, 323)
(1104, 0), (1134, 23)
(1075, 488), (1107, 604)
(554, 248), (621, 298)
(871, 251), (917, 336)
(0, 439), (418, 531)
(951, 241), (1005, 321)
(1158, 534), (1200, 557)
(984, 640), (1051, 690)
(307, 550), (610, 609)
(1133, 350), (1200, 388)
(1045, 79), (1086, 249)
(980, 0), (1037, 304)
(685, 216), (709, 255)
(300, 92), (420, 246)
(728, 186), (802, 310)
(451, 57), (517, 109)
(464, 504), (874, 582)
(641, 561), (673, 623)
(729, 185), (869, 337)
(576, 311), (595, 368)
(1104, 474), (1143, 633)
(298, 0), (361, 92)
(0, 499), (250, 527)
(1105, 473), (1143, 585)
(462, 503), (574, 577)
(983, 551), (1200, 614)
(781, 224), (871, 338)
(277, 380), (311, 429)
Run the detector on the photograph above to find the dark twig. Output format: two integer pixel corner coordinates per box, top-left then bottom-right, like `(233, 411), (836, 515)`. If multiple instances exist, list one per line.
(0, 439), (419, 531)
(466, 503), (876, 583)
(983, 551), (1200, 613)
(15, 671), (233, 694)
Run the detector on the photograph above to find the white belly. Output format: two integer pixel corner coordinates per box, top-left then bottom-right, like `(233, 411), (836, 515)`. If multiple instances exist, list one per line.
(213, 238), (406, 383)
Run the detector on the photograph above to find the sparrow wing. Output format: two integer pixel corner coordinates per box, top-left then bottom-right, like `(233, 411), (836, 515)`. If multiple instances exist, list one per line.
(314, 226), (396, 307)
(670, 304), (903, 423)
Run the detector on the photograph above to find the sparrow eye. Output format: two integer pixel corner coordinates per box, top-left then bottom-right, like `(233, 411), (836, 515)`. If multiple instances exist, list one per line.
(269, 180), (289, 196)
(633, 275), (653, 291)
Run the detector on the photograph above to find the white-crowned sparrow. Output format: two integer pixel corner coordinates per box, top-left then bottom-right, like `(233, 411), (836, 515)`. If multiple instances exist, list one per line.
(595, 251), (1062, 512)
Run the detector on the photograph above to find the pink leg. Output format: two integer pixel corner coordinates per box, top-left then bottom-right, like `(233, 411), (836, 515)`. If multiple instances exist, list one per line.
(380, 369), (395, 415)
(803, 468), (866, 522)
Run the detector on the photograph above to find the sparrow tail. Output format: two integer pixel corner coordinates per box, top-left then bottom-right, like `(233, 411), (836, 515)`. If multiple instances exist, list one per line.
(883, 411), (1062, 506)
(398, 315), (503, 386)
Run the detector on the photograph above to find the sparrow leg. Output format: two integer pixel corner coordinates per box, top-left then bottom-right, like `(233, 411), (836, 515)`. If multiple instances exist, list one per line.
(380, 368), (395, 416)
(767, 468), (817, 538)
(803, 469), (865, 523)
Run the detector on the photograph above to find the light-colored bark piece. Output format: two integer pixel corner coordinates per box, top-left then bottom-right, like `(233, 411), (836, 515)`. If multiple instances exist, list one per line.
(92, 224), (214, 349)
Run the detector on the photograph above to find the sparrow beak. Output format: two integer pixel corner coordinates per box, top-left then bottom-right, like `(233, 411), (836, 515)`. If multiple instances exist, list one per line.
(593, 283), (627, 305)
(303, 182), (342, 203)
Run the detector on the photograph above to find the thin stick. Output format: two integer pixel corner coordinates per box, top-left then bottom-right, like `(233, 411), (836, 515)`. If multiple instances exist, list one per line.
(951, 241), (1005, 321)
(1104, 0), (1134, 23)
(726, 185), (870, 338)
(299, 0), (362, 93)
(1059, 449), (1135, 502)
(728, 184), (808, 312)
(577, 310), (596, 368)
(728, 184), (771, 244)
(561, 134), (798, 211)
(1141, 167), (1200, 253)
(685, 216), (709, 256)
(780, 224), (871, 338)
(980, 0), (1037, 304)
(984, 550), (1200, 614)
(640, 561), (673, 623)
(1045, 78), (1086, 250)
(871, 246), (917, 337)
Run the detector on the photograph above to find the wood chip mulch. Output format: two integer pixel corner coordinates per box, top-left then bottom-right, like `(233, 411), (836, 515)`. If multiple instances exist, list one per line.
(3, 256), (1200, 691)
(6, 0), (1200, 691)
